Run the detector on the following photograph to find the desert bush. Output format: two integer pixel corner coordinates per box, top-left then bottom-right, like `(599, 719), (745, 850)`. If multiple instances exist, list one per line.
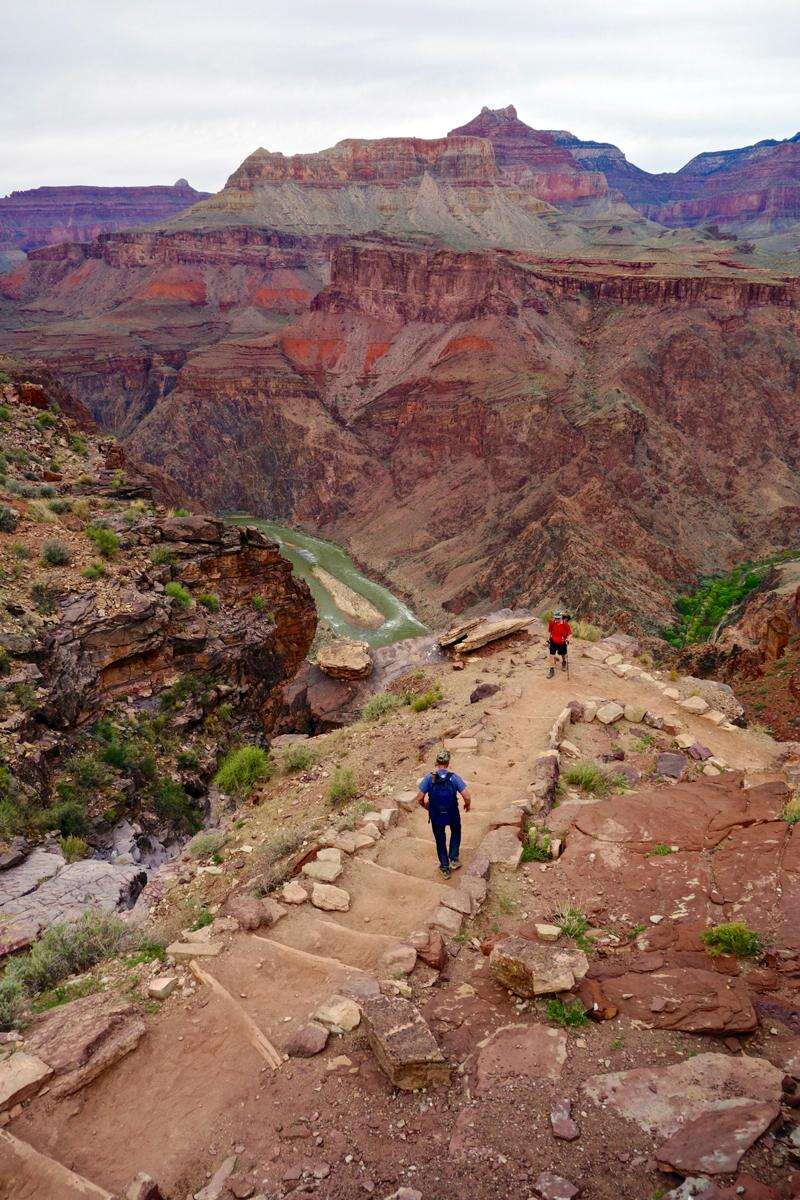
(68, 433), (88, 455)
(47, 498), (72, 514)
(647, 843), (673, 856)
(34, 410), (58, 430)
(282, 744), (317, 773)
(187, 830), (227, 859)
(82, 561), (105, 581)
(149, 546), (172, 565)
(409, 686), (443, 712)
(362, 691), (402, 720)
(328, 766), (358, 806)
(0, 504), (18, 533)
(198, 592), (220, 612)
(59, 835), (89, 863)
(571, 619), (602, 641)
(164, 581), (192, 609)
(781, 795), (800, 825)
(701, 922), (763, 959)
(86, 524), (119, 558)
(150, 777), (199, 830)
(214, 745), (274, 797)
(562, 761), (626, 797)
(41, 538), (71, 566)
(555, 905), (592, 950)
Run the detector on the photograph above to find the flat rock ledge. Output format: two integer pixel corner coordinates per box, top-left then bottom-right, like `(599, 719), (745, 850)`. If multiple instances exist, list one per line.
(489, 937), (589, 997)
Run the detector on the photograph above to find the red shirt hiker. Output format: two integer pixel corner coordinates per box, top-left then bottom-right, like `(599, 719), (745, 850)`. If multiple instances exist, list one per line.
(548, 617), (572, 645)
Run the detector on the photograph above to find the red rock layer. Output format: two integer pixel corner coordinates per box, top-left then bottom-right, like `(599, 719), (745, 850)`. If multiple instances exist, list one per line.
(0, 180), (209, 252)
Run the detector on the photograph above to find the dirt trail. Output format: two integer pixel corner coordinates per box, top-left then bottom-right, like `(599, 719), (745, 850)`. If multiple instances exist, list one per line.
(8, 635), (785, 1196)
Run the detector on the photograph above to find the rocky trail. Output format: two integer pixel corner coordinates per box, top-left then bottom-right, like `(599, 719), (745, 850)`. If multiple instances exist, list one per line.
(2, 628), (799, 1200)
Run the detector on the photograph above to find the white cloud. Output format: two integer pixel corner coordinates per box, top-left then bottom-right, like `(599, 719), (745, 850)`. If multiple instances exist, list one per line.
(1, 0), (797, 194)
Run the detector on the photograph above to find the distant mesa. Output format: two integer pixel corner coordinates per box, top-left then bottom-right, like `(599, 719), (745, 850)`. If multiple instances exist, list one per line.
(0, 179), (210, 252)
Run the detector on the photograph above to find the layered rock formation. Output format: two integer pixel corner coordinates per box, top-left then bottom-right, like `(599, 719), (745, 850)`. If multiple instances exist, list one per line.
(0, 180), (209, 252)
(0, 107), (798, 633)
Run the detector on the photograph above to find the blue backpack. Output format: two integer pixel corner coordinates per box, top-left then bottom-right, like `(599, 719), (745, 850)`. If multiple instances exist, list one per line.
(427, 770), (459, 821)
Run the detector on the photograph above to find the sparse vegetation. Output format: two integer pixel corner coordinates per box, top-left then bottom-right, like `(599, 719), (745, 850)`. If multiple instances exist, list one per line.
(252, 595), (274, 617)
(328, 766), (358, 806)
(571, 619), (602, 641)
(562, 760), (626, 797)
(149, 545), (172, 565)
(86, 524), (120, 558)
(282, 744), (317, 773)
(0, 504), (19, 533)
(82, 561), (106, 581)
(34, 410), (58, 430)
(556, 905), (592, 950)
(520, 826), (552, 863)
(41, 537), (71, 566)
(781, 795), (800, 825)
(363, 691), (403, 720)
(59, 835), (89, 862)
(187, 830), (227, 859)
(663, 551), (800, 647)
(546, 997), (589, 1028)
(701, 921), (763, 959)
(214, 745), (274, 797)
(409, 686), (443, 712)
(648, 843), (673, 856)
(198, 592), (220, 612)
(0, 912), (164, 1029)
(164, 581), (193, 609)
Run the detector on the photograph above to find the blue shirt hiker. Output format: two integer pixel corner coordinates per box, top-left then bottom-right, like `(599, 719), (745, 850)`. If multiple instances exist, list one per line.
(414, 748), (472, 879)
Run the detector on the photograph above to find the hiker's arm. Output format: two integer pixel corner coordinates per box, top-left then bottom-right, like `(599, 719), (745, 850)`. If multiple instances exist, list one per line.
(460, 787), (472, 812)
(415, 789), (428, 809)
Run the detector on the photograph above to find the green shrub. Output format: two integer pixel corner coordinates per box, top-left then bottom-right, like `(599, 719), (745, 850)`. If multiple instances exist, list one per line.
(556, 905), (592, 950)
(0, 403), (10, 420)
(82, 561), (105, 581)
(150, 778), (199, 830)
(562, 761), (626, 797)
(164, 581), (192, 609)
(33, 797), (89, 837)
(701, 922), (763, 959)
(0, 504), (19, 533)
(47, 498), (72, 514)
(328, 766), (358, 806)
(252, 595), (274, 616)
(781, 795), (800, 825)
(282, 743), (317, 773)
(68, 433), (88, 455)
(198, 592), (220, 612)
(362, 691), (403, 720)
(41, 537), (71, 566)
(34, 410), (58, 430)
(546, 998), (589, 1028)
(409, 686), (443, 713)
(187, 830), (227, 859)
(214, 745), (274, 797)
(170, 507), (190, 517)
(69, 752), (111, 788)
(31, 582), (59, 614)
(648, 843), (673, 857)
(149, 546), (172, 566)
(0, 976), (25, 1029)
(521, 827), (552, 863)
(59, 835), (89, 862)
(86, 524), (119, 558)
(177, 749), (200, 770)
(571, 619), (602, 641)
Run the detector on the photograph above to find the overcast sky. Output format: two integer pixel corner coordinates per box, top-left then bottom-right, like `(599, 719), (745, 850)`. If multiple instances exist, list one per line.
(2, 0), (798, 196)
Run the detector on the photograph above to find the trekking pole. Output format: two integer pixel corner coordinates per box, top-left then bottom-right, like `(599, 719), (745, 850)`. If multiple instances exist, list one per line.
(565, 647), (570, 680)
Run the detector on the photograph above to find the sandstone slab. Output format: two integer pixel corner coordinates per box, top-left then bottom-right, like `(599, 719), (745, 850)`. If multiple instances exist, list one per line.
(281, 880), (309, 905)
(0, 1052), (52, 1110)
(489, 937), (589, 997)
(302, 859), (343, 883)
(361, 995), (450, 1090)
(655, 1101), (779, 1176)
(24, 992), (145, 1097)
(478, 827), (522, 867)
(598, 966), (757, 1033)
(409, 927), (446, 970)
(656, 751), (688, 779)
(624, 702), (647, 723)
(167, 941), (222, 959)
(313, 995), (361, 1031)
(596, 702), (624, 725)
(476, 1023), (566, 1095)
(583, 1052), (783, 1138)
(550, 1097), (579, 1140)
(680, 695), (709, 714)
(535, 1172), (579, 1200)
(311, 883), (350, 912)
(147, 975), (177, 1001)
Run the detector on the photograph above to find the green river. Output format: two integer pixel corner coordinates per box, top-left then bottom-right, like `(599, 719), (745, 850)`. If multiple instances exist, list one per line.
(227, 516), (429, 648)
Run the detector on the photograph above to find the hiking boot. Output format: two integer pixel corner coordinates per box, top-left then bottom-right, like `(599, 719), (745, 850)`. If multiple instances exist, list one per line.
(439, 865), (451, 879)
(548, 667), (555, 678)
(449, 859), (462, 871)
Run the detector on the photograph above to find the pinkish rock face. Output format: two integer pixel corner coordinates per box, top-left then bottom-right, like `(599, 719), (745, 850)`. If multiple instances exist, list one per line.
(475, 1023), (567, 1095)
(654, 1101), (780, 1175)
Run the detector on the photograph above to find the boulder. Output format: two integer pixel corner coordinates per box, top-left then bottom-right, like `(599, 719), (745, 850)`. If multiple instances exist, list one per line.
(361, 994), (451, 1090)
(316, 639), (373, 680)
(431, 905), (463, 936)
(313, 994), (361, 1032)
(311, 883), (350, 911)
(409, 927), (447, 970)
(125, 1174), (165, 1200)
(285, 1021), (330, 1057)
(624, 702), (647, 723)
(23, 992), (145, 1097)
(147, 975), (177, 1001)
(457, 616), (534, 653)
(550, 1097), (579, 1140)
(378, 945), (417, 976)
(281, 879), (309, 905)
(0, 1052), (52, 1110)
(656, 751), (688, 779)
(224, 894), (284, 930)
(680, 695), (709, 714)
(489, 937), (589, 997)
(478, 827), (522, 867)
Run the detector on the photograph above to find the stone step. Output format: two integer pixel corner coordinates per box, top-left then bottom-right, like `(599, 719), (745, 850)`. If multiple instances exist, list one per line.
(322, 857), (449, 939)
(260, 913), (404, 973)
(369, 831), (485, 882)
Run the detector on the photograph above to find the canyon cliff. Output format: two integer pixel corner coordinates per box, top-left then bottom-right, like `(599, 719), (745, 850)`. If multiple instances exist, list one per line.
(0, 180), (209, 252)
(1, 107), (798, 630)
